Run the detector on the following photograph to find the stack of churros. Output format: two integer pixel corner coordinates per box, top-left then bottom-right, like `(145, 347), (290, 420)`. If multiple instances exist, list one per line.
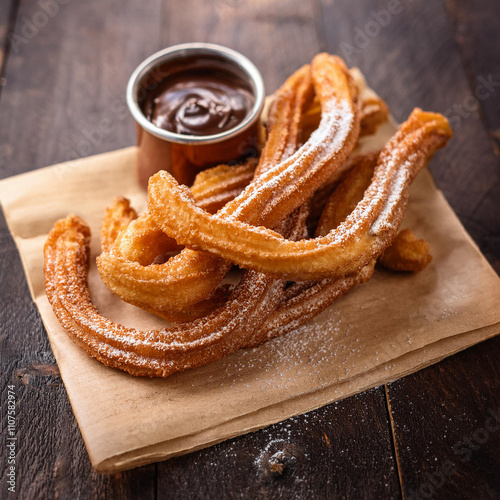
(44, 54), (452, 377)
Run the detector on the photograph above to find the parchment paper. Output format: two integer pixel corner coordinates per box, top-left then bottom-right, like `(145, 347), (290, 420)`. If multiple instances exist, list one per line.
(1, 121), (499, 473)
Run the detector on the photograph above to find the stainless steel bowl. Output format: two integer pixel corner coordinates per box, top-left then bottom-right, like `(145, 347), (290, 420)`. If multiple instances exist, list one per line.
(127, 43), (265, 145)
(127, 43), (265, 186)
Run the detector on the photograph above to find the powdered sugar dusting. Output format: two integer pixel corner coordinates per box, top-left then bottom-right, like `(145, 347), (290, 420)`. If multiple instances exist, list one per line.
(228, 98), (355, 221)
(369, 157), (412, 235)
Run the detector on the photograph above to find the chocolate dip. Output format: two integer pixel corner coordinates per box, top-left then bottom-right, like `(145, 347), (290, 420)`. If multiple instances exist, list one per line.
(143, 65), (255, 136)
(128, 44), (265, 187)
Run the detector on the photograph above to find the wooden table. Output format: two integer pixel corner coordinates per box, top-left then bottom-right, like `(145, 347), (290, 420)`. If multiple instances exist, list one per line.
(1, 1), (499, 498)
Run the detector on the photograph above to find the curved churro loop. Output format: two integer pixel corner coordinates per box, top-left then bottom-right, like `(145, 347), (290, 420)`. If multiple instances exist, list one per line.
(45, 210), (373, 377)
(148, 109), (451, 280)
(99, 54), (359, 312)
(300, 67), (388, 143)
(45, 216), (283, 377)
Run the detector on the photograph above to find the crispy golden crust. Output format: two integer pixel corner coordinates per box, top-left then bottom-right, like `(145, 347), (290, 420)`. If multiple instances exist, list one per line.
(191, 158), (258, 214)
(148, 109), (451, 280)
(315, 151), (379, 237)
(299, 67), (388, 143)
(44, 55), (452, 378)
(96, 62), (324, 313)
(45, 212), (371, 377)
(100, 197), (137, 253)
(378, 228), (432, 272)
(98, 58), (387, 318)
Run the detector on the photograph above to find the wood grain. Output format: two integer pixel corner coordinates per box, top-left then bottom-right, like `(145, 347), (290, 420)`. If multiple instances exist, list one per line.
(317, 0), (500, 273)
(161, 0), (322, 92)
(0, 0), (16, 73)
(444, 0), (500, 156)
(0, 0), (161, 497)
(387, 339), (500, 499)
(0, 0), (499, 497)
(156, 1), (401, 496)
(158, 389), (400, 500)
(0, 0), (163, 178)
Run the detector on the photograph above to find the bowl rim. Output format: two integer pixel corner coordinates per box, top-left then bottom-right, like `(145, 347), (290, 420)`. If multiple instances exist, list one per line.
(126, 43), (265, 145)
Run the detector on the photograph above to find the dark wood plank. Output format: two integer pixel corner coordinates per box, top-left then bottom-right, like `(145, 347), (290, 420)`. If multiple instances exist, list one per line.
(444, 0), (500, 156)
(161, 0), (322, 93)
(156, 1), (401, 498)
(1, 0), (498, 498)
(386, 338), (500, 499)
(392, 7), (500, 495)
(0, 0), (162, 497)
(0, 0), (163, 178)
(315, 0), (500, 496)
(317, 0), (500, 273)
(0, 0), (16, 73)
(158, 389), (400, 500)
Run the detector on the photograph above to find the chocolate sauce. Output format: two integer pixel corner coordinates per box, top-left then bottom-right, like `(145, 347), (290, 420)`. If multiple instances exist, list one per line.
(143, 66), (255, 136)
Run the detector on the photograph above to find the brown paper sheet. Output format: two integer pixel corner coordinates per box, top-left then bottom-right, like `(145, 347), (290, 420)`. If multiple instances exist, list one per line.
(1, 121), (499, 473)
